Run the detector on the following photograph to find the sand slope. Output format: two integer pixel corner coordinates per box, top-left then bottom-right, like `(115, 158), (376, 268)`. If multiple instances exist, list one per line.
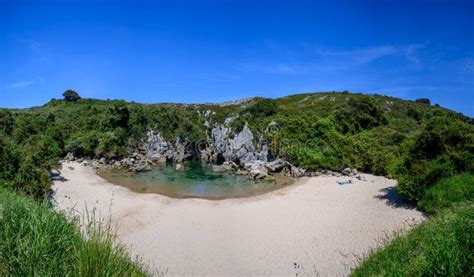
(53, 162), (425, 276)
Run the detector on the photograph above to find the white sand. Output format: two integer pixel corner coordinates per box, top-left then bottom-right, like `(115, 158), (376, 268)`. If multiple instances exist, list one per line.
(53, 162), (425, 276)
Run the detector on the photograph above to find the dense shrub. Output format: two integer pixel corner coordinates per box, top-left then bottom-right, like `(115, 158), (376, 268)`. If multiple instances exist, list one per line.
(334, 96), (388, 134)
(345, 127), (406, 175)
(415, 98), (431, 105)
(395, 116), (474, 202)
(1, 91), (472, 199)
(0, 137), (50, 198)
(63, 89), (81, 102)
(244, 99), (278, 118)
(0, 109), (14, 135)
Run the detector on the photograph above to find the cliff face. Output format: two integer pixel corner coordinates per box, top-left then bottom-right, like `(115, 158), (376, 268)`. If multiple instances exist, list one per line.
(142, 120), (269, 166)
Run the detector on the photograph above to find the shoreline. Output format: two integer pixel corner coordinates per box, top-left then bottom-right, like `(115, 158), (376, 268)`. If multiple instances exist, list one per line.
(96, 162), (297, 201)
(53, 161), (426, 276)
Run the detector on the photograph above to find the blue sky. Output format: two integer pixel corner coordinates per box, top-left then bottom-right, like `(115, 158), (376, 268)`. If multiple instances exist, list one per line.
(1, 0), (473, 116)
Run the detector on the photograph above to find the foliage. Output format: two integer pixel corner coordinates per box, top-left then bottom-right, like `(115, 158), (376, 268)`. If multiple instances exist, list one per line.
(0, 188), (148, 276)
(418, 173), (474, 215)
(415, 98), (431, 105)
(0, 137), (51, 198)
(353, 201), (474, 276)
(334, 96), (388, 134)
(63, 89), (81, 102)
(0, 109), (14, 135)
(244, 98), (278, 118)
(0, 91), (472, 200)
(0, 90), (473, 275)
(394, 116), (474, 202)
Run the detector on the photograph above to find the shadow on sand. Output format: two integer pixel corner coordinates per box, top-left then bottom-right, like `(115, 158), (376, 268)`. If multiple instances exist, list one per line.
(375, 186), (417, 209)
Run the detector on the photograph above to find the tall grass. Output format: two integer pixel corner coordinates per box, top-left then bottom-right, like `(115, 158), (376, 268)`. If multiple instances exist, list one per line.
(0, 188), (148, 276)
(352, 202), (474, 276)
(418, 173), (474, 215)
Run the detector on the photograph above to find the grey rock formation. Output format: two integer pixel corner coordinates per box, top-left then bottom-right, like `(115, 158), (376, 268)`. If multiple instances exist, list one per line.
(264, 159), (289, 172)
(144, 131), (174, 162)
(244, 160), (269, 180)
(342, 167), (358, 176)
(65, 152), (75, 161)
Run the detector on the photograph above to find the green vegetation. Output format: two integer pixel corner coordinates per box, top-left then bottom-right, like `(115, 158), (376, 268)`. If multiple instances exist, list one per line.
(394, 116), (474, 202)
(353, 201), (473, 276)
(63, 89), (81, 102)
(0, 90), (472, 275)
(418, 173), (474, 215)
(0, 188), (147, 276)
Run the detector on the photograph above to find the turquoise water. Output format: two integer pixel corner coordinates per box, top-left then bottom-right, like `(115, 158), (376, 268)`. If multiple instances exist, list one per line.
(99, 161), (293, 199)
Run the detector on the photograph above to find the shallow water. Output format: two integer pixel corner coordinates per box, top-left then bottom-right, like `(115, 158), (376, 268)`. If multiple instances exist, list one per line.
(98, 161), (293, 199)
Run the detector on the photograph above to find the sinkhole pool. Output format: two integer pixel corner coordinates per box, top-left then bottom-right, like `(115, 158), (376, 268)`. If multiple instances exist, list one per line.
(98, 160), (294, 199)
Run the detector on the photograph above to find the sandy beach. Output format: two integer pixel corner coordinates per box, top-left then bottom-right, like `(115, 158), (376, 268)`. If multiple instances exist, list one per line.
(53, 162), (425, 276)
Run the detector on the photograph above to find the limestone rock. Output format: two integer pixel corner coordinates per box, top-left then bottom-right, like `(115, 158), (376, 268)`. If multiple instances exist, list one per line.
(65, 152), (75, 161)
(264, 159), (289, 172)
(244, 161), (269, 180)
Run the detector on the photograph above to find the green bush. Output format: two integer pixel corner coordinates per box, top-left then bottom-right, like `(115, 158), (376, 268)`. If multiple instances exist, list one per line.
(353, 202), (474, 276)
(0, 188), (147, 276)
(418, 173), (474, 214)
(0, 137), (51, 198)
(334, 96), (388, 134)
(244, 99), (278, 118)
(396, 116), (474, 202)
(63, 89), (81, 102)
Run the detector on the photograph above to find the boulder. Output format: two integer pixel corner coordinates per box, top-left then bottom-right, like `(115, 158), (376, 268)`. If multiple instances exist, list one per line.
(290, 165), (306, 178)
(342, 167), (352, 176)
(235, 169), (248, 176)
(342, 167), (358, 176)
(65, 152), (75, 161)
(50, 169), (61, 177)
(175, 163), (184, 171)
(222, 161), (238, 171)
(264, 159), (289, 172)
(211, 164), (228, 173)
(244, 161), (269, 180)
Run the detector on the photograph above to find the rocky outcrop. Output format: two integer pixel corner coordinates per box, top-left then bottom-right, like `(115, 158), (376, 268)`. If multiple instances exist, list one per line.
(244, 160), (269, 180)
(144, 131), (174, 162)
(63, 116), (362, 180)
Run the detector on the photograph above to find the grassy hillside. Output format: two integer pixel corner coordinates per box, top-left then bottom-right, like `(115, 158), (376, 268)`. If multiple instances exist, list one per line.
(1, 91), (473, 200)
(0, 90), (472, 275)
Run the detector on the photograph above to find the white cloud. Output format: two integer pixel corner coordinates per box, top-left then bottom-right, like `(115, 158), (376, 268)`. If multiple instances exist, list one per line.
(5, 77), (43, 89)
(235, 43), (426, 75)
(236, 63), (301, 75)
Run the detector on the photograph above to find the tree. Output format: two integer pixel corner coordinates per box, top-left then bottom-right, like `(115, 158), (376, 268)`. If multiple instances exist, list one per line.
(62, 90), (81, 102)
(415, 98), (431, 105)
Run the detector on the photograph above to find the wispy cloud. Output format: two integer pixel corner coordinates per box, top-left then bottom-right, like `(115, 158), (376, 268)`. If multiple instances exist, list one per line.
(18, 38), (50, 64)
(6, 77), (43, 89)
(236, 63), (301, 75)
(315, 45), (398, 65)
(402, 44), (425, 65)
(235, 43), (426, 75)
